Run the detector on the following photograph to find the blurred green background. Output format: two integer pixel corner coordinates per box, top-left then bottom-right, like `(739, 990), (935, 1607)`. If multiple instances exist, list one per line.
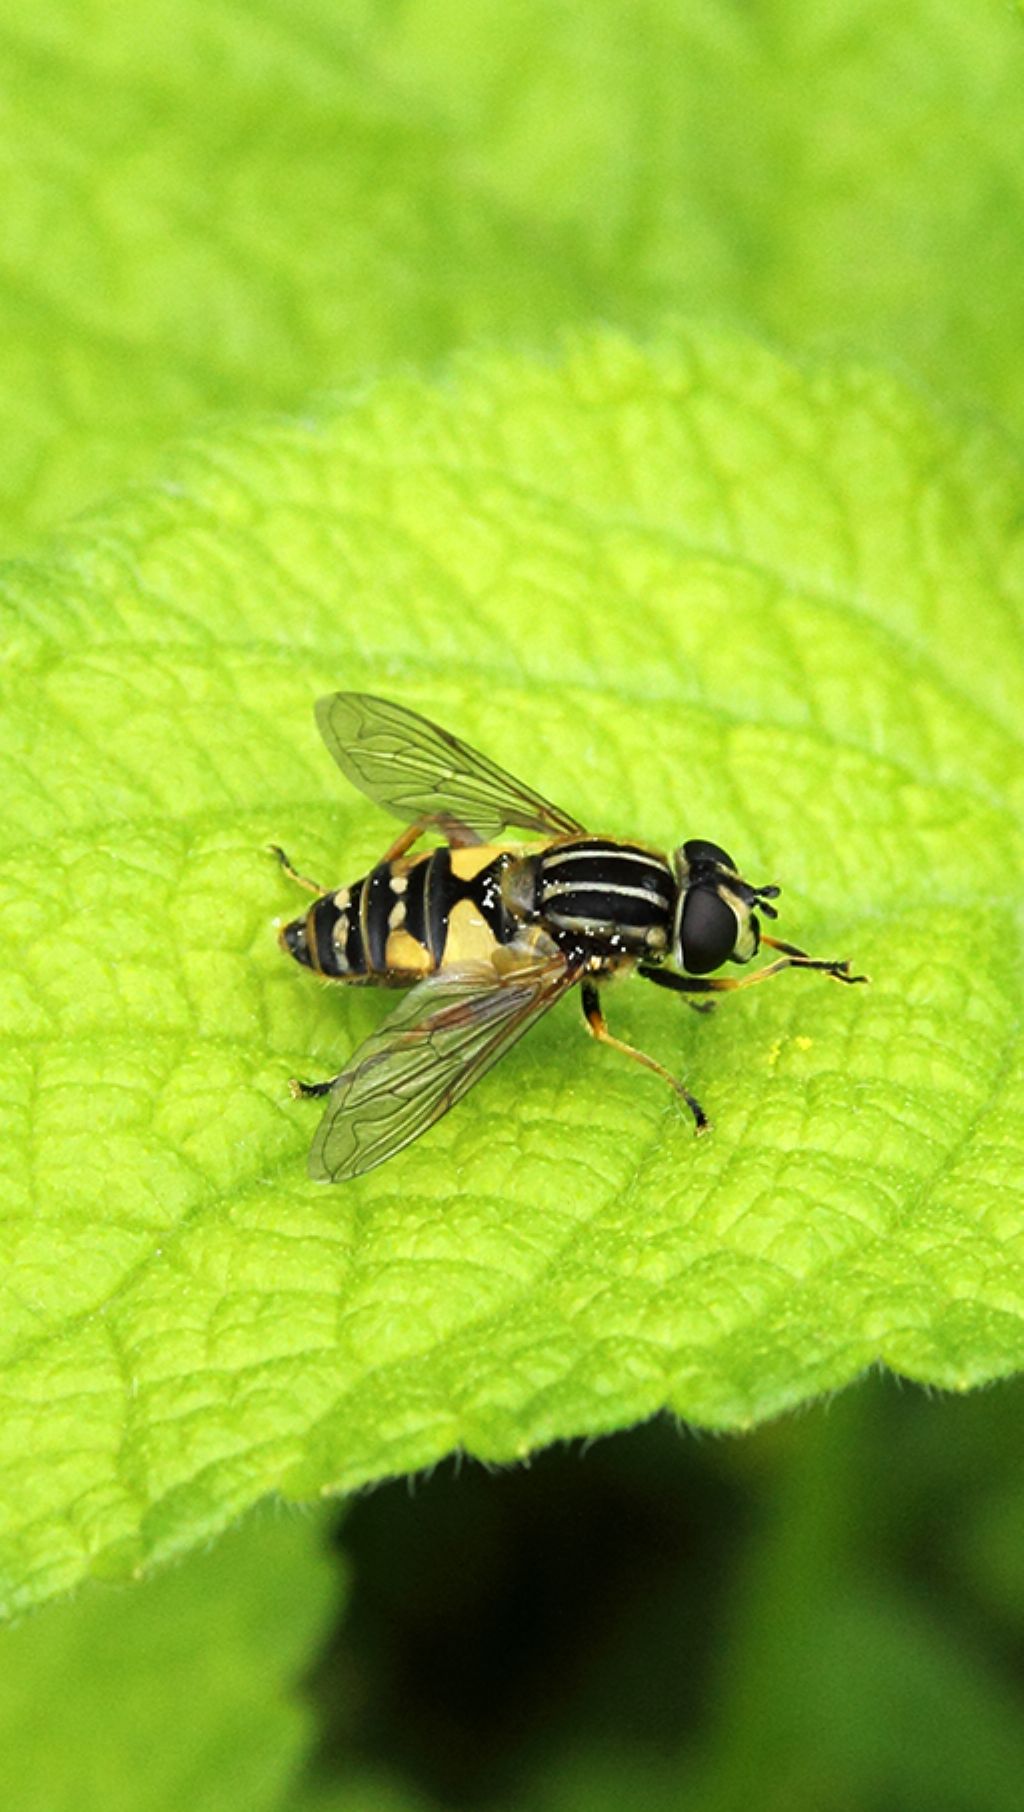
(3, 0), (1024, 1807)
(6, 1377), (1024, 1810)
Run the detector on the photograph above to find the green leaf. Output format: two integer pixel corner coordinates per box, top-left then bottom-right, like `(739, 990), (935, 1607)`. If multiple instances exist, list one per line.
(1, 324), (1023, 1618)
(3, 0), (1024, 545)
(366, 0), (1024, 428)
(0, 0), (581, 546)
(0, 1506), (342, 1812)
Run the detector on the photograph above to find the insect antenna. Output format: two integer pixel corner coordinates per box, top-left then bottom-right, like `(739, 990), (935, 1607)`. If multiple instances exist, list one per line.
(752, 883), (780, 920)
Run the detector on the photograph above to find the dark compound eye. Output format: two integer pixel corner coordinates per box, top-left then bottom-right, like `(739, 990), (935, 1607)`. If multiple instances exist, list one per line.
(680, 886), (737, 974)
(682, 838), (736, 872)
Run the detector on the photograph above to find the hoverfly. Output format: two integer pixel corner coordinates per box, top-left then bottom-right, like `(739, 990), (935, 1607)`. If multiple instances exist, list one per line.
(274, 693), (866, 1181)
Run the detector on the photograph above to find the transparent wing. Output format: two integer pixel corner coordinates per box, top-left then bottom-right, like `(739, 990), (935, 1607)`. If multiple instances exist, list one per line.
(315, 692), (584, 841)
(309, 953), (576, 1181)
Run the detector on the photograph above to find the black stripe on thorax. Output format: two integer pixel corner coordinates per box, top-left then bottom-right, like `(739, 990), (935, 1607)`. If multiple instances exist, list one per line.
(536, 843), (675, 947)
(539, 842), (673, 905)
(542, 885), (672, 935)
(542, 838), (670, 870)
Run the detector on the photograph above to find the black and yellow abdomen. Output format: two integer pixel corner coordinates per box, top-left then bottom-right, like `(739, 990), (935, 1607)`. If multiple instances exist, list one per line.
(279, 844), (518, 981)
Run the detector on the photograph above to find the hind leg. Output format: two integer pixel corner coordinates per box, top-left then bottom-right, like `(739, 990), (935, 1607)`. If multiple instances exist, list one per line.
(268, 845), (324, 895)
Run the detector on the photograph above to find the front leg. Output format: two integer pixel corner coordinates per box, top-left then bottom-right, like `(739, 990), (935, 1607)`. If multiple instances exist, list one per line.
(761, 934), (868, 983)
(638, 943), (869, 997)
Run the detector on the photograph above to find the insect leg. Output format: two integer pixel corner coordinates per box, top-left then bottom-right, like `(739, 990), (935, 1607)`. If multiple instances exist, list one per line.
(760, 935), (868, 983)
(268, 845), (323, 895)
(289, 1075), (338, 1099)
(638, 949), (868, 996)
(378, 818), (435, 863)
(580, 980), (708, 1133)
(379, 815), (484, 861)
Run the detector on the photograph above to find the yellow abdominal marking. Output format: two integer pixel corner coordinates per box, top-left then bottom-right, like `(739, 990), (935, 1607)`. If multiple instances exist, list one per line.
(384, 927), (433, 973)
(443, 896), (501, 965)
(448, 844), (505, 881)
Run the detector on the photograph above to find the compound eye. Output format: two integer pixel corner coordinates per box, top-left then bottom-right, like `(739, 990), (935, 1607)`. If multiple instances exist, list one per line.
(682, 838), (736, 872)
(681, 887), (737, 974)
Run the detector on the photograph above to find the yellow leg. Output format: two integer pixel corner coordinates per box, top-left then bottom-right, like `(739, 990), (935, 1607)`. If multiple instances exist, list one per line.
(380, 815), (483, 861)
(268, 844), (322, 895)
(640, 943), (868, 998)
(379, 818), (434, 863)
(581, 980), (708, 1133)
(760, 933), (868, 982)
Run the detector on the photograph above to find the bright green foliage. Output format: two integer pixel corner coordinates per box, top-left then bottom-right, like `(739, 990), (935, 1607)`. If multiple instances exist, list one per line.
(1, 326), (1023, 1618)
(0, 1507), (342, 1812)
(3, 0), (1024, 545)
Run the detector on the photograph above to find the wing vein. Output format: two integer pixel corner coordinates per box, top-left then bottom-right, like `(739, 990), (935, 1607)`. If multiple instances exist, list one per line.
(309, 955), (576, 1181)
(315, 692), (584, 841)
